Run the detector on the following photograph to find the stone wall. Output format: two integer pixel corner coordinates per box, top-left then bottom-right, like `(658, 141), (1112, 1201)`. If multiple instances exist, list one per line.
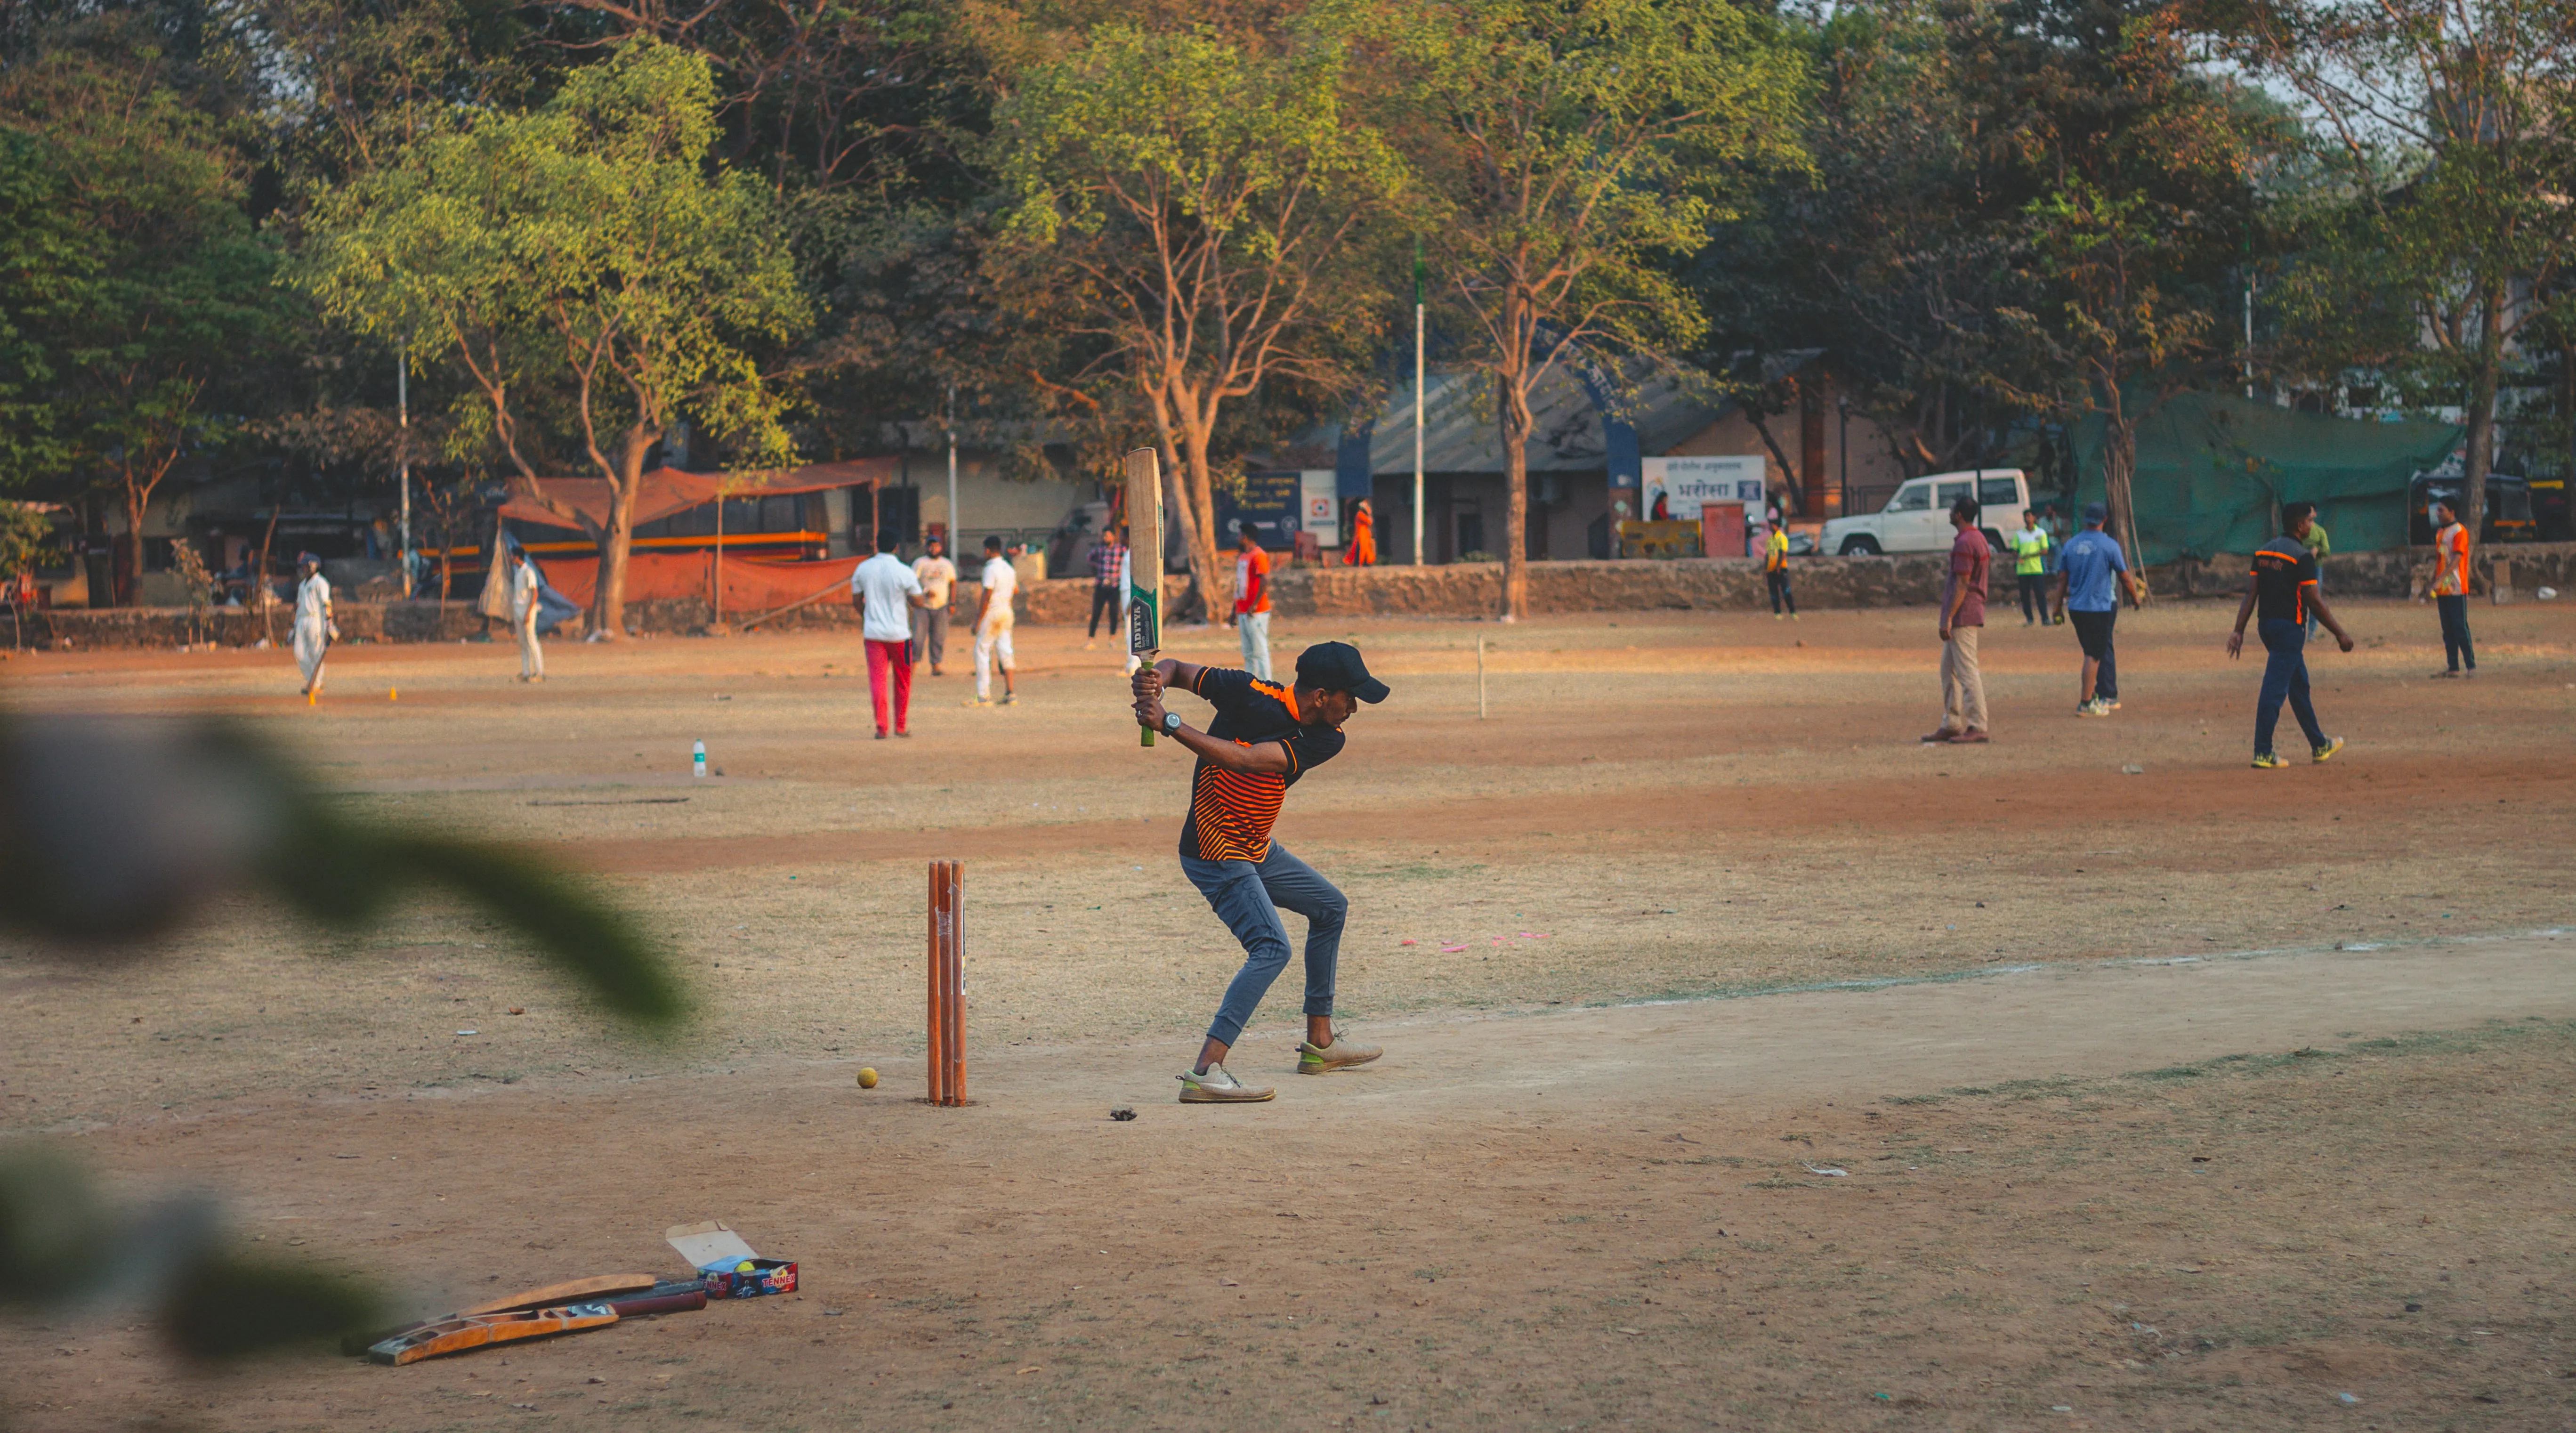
(23, 601), (488, 650)
(26, 543), (2576, 648)
(2150, 542), (2576, 601)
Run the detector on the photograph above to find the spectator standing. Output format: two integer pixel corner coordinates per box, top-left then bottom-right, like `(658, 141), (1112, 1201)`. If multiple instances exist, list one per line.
(1763, 518), (1796, 619)
(2058, 503), (2143, 717)
(507, 545), (544, 683)
(2009, 509), (2052, 625)
(1343, 498), (1375, 566)
(2428, 498), (2475, 678)
(1231, 524), (1275, 679)
(1087, 527), (1127, 647)
(910, 535), (955, 676)
(1650, 491), (1672, 522)
(971, 534), (1017, 706)
(2298, 510), (2331, 639)
(851, 529), (927, 738)
(2229, 502), (2351, 768)
(1923, 496), (1992, 744)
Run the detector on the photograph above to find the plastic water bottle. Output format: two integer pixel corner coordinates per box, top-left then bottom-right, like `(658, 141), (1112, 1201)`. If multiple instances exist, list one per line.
(693, 740), (707, 778)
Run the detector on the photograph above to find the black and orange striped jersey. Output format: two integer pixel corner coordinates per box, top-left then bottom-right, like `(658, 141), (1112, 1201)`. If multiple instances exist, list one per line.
(2252, 536), (2319, 623)
(1178, 667), (1346, 863)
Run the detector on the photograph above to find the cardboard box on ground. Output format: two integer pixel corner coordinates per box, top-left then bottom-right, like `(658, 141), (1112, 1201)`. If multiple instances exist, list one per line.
(667, 1220), (799, 1299)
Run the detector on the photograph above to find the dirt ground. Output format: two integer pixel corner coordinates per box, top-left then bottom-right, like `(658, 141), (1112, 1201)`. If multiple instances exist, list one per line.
(3, 597), (2575, 1430)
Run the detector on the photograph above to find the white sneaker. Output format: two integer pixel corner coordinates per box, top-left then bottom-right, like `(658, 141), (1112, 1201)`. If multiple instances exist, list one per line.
(1177, 1064), (1275, 1103)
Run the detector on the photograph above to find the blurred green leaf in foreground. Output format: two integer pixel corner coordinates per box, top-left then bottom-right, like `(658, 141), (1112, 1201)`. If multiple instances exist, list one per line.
(0, 713), (686, 1363)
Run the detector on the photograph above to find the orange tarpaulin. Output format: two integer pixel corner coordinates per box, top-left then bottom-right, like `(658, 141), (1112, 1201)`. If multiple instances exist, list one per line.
(498, 459), (902, 531)
(537, 551), (864, 614)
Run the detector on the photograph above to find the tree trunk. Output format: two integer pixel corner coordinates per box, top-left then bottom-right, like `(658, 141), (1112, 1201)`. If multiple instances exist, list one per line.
(2103, 414), (2146, 600)
(2459, 278), (2505, 563)
(592, 436), (650, 640)
(1500, 377), (1531, 621)
(1175, 423), (1227, 624)
(120, 477), (147, 609)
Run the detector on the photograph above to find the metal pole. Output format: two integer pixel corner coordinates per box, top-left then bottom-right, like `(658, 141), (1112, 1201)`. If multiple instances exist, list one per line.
(946, 384), (961, 563)
(397, 352), (412, 598)
(1413, 239), (1426, 567)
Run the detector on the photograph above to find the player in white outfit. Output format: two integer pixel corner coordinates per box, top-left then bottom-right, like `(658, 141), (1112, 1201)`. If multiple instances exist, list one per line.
(508, 547), (544, 681)
(292, 553), (335, 699)
(971, 534), (1017, 705)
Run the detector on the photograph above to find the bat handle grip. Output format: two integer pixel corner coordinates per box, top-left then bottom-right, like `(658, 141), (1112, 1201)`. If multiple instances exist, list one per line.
(1140, 727), (1155, 748)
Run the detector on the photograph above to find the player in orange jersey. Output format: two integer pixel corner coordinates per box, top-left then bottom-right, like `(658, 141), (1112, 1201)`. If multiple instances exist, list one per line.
(2427, 497), (2476, 678)
(1132, 642), (1389, 1103)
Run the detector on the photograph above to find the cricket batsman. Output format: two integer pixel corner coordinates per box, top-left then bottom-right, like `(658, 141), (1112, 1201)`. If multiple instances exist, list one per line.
(1131, 641), (1389, 1103)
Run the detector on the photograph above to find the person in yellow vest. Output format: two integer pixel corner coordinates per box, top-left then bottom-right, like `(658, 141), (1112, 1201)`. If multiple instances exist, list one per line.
(2009, 509), (2053, 626)
(1763, 516), (1796, 619)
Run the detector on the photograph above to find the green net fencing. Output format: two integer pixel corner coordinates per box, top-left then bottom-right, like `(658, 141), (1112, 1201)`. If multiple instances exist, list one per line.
(2072, 392), (2462, 562)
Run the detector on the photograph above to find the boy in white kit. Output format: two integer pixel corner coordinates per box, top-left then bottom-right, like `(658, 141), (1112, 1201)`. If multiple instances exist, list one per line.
(970, 534), (1017, 706)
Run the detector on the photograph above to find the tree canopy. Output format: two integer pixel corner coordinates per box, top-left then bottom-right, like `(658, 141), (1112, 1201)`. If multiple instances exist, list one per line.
(0, 0), (2549, 600)
(297, 38), (810, 636)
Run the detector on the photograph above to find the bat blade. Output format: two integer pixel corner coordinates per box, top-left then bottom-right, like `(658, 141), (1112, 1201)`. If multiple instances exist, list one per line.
(461, 1273), (660, 1317)
(347, 1273), (664, 1355)
(366, 1302), (620, 1366)
(1123, 447), (1163, 747)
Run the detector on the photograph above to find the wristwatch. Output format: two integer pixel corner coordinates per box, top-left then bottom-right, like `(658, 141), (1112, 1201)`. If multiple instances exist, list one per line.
(1160, 711), (1184, 736)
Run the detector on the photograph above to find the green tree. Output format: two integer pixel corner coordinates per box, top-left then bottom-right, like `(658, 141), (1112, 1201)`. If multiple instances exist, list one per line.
(0, 44), (290, 604)
(1388, 0), (1806, 617)
(2217, 0), (2576, 550)
(1694, 3), (2027, 487)
(1948, 0), (2283, 569)
(1995, 181), (2222, 567)
(990, 20), (1404, 610)
(297, 39), (810, 639)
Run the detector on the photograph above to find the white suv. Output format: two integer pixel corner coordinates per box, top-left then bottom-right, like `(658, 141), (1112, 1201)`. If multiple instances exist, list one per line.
(1821, 470), (2028, 556)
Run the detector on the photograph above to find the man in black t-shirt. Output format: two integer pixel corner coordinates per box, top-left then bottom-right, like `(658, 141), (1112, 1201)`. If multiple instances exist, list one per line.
(2228, 502), (2355, 769)
(1132, 641), (1390, 1103)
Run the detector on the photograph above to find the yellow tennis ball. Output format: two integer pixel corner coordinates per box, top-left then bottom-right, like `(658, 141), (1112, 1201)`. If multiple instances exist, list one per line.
(856, 1067), (878, 1088)
(735, 1261), (755, 1273)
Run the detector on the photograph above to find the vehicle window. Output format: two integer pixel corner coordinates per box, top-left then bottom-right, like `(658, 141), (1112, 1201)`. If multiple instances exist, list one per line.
(1936, 481), (1972, 510)
(1886, 484), (1930, 512)
(1979, 477), (2019, 507)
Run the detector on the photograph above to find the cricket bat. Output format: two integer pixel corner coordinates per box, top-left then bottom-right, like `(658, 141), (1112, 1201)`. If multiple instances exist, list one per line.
(1124, 447), (1163, 747)
(345, 1273), (665, 1355)
(365, 1303), (620, 1366)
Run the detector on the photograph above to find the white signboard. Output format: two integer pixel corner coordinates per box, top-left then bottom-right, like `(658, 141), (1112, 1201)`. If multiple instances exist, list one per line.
(1299, 470), (1340, 547)
(1642, 455), (1766, 525)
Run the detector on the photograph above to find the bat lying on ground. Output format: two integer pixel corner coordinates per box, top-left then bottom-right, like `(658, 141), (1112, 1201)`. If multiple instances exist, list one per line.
(367, 1302), (620, 1365)
(351, 1275), (707, 1360)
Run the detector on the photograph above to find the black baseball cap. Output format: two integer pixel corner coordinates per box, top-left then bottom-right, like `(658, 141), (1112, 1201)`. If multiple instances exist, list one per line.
(1295, 641), (1389, 703)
